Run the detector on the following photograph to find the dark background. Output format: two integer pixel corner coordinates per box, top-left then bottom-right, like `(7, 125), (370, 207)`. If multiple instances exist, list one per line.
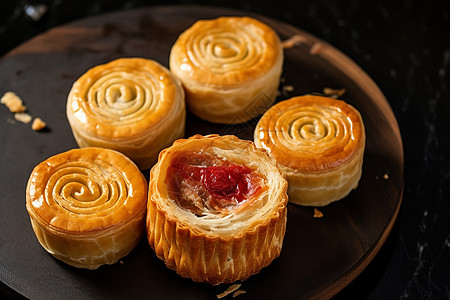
(1, 0), (449, 299)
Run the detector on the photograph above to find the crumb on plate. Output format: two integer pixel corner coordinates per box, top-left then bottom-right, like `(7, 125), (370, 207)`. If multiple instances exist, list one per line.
(233, 290), (246, 297)
(323, 87), (346, 98)
(32, 117), (46, 131)
(1, 91), (26, 113)
(217, 284), (242, 299)
(313, 208), (324, 218)
(281, 34), (306, 49)
(281, 85), (295, 96)
(14, 112), (32, 124)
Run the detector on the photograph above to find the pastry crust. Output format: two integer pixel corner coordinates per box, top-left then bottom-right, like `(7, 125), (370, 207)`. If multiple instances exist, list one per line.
(254, 95), (366, 206)
(146, 134), (288, 284)
(26, 147), (147, 269)
(67, 57), (186, 170)
(169, 17), (283, 124)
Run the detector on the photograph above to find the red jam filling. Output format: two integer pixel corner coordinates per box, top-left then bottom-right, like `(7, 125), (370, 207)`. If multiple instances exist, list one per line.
(165, 152), (263, 215)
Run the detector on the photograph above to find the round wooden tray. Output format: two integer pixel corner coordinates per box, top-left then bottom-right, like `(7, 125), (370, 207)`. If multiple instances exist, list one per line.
(0, 5), (404, 300)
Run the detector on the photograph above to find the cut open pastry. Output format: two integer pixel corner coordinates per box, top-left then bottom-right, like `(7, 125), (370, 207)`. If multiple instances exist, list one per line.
(26, 147), (147, 269)
(169, 16), (283, 124)
(66, 57), (186, 170)
(146, 134), (288, 284)
(254, 95), (366, 206)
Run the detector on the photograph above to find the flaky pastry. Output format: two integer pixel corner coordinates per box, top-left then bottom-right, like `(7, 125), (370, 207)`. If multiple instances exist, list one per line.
(26, 147), (147, 269)
(67, 57), (186, 170)
(169, 16), (283, 124)
(254, 95), (366, 206)
(146, 134), (288, 284)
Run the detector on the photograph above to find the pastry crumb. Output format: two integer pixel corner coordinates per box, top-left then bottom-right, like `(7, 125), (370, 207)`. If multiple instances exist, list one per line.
(282, 85), (295, 96)
(313, 208), (324, 218)
(310, 42), (323, 55)
(233, 290), (246, 297)
(14, 112), (33, 124)
(1, 91), (26, 113)
(217, 284), (242, 299)
(323, 87), (346, 98)
(32, 117), (46, 131)
(282, 34), (306, 49)
(2, 91), (49, 130)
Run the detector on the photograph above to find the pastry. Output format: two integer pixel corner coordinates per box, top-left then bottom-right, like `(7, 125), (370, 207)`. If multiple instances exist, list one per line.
(146, 134), (288, 284)
(25, 147), (147, 269)
(254, 95), (366, 206)
(169, 16), (283, 124)
(66, 57), (186, 170)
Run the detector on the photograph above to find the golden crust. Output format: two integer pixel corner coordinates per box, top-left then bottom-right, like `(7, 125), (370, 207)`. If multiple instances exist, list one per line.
(26, 147), (147, 269)
(67, 57), (186, 170)
(254, 95), (366, 206)
(169, 17), (283, 124)
(146, 134), (288, 284)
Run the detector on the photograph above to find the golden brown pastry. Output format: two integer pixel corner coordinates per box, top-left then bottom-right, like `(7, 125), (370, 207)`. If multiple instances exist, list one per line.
(254, 95), (366, 206)
(146, 134), (288, 284)
(25, 147), (147, 269)
(169, 17), (283, 124)
(66, 57), (186, 170)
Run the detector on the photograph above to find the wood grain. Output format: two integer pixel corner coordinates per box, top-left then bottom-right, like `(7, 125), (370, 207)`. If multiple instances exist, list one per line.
(0, 5), (404, 300)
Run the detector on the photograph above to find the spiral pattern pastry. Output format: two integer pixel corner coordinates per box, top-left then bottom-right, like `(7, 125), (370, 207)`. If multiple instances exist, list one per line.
(146, 134), (288, 284)
(67, 57), (186, 170)
(169, 17), (283, 124)
(26, 147), (147, 269)
(254, 95), (366, 206)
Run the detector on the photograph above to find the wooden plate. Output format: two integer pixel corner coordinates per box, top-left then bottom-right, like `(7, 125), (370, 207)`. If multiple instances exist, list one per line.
(0, 5), (404, 300)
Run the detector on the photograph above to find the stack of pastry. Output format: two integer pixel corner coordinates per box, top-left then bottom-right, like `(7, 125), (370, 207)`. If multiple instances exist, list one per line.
(146, 134), (288, 284)
(169, 16), (283, 124)
(66, 57), (186, 170)
(25, 147), (147, 269)
(254, 95), (366, 206)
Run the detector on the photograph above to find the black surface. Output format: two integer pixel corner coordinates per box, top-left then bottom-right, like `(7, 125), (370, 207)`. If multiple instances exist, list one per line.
(0, 1), (449, 299)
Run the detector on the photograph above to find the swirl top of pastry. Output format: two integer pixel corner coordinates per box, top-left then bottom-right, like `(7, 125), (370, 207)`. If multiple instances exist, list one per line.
(169, 16), (283, 87)
(149, 134), (288, 235)
(67, 58), (184, 140)
(26, 147), (147, 233)
(255, 95), (365, 172)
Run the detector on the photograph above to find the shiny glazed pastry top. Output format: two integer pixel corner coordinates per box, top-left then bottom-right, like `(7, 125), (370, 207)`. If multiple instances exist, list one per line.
(66, 57), (186, 170)
(169, 16), (283, 124)
(26, 147), (147, 269)
(146, 134), (288, 284)
(254, 95), (366, 206)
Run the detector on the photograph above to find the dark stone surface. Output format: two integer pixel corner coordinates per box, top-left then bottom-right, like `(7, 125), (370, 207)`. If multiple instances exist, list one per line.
(1, 1), (449, 299)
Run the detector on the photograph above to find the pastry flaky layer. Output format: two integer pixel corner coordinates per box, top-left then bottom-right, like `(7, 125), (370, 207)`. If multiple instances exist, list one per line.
(67, 57), (186, 170)
(169, 16), (283, 124)
(254, 95), (366, 206)
(146, 134), (288, 284)
(26, 147), (147, 269)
